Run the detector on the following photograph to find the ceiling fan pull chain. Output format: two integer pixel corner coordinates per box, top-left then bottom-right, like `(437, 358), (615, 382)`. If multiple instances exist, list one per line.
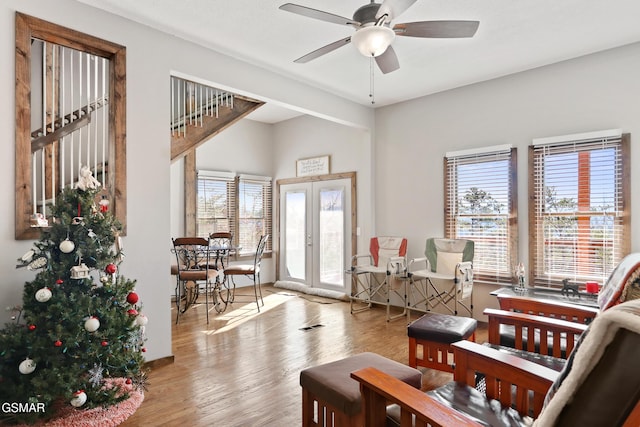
(369, 56), (375, 105)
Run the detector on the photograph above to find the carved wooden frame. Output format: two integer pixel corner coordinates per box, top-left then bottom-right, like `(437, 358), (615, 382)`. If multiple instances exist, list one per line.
(15, 12), (126, 239)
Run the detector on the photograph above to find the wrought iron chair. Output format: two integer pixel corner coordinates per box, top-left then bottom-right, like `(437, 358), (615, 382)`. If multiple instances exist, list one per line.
(207, 232), (234, 304)
(171, 237), (223, 324)
(208, 231), (234, 271)
(223, 234), (269, 312)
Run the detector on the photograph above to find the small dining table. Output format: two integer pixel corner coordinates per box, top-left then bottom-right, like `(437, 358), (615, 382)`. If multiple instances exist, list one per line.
(170, 241), (241, 316)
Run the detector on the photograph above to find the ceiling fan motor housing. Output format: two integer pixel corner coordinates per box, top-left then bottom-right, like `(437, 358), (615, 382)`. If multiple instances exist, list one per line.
(353, 2), (383, 26)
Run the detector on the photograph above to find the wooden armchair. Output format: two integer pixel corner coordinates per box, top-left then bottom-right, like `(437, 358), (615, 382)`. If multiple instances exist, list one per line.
(495, 294), (599, 323)
(353, 340), (556, 426)
(486, 295), (598, 358)
(487, 250), (640, 359)
(352, 299), (640, 427)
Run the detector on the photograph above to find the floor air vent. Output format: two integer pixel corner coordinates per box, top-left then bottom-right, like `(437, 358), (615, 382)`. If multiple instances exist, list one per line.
(299, 324), (325, 331)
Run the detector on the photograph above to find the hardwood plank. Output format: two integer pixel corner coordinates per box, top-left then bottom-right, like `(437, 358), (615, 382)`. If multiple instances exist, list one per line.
(121, 286), (486, 426)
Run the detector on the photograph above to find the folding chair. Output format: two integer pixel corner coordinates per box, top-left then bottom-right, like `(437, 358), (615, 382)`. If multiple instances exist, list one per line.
(348, 236), (408, 321)
(408, 238), (474, 316)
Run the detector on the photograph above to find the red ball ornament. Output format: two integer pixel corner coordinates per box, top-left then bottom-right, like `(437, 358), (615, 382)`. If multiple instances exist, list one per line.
(101, 341), (108, 347)
(127, 308), (138, 316)
(56, 279), (64, 285)
(141, 347), (147, 353)
(54, 340), (62, 347)
(105, 263), (117, 275)
(28, 324), (36, 331)
(126, 292), (139, 305)
(125, 378), (132, 385)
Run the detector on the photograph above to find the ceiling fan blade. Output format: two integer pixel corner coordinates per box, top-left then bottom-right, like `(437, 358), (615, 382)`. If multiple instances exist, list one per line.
(279, 3), (360, 27)
(376, 0), (417, 22)
(294, 36), (352, 63)
(394, 20), (479, 38)
(375, 45), (400, 74)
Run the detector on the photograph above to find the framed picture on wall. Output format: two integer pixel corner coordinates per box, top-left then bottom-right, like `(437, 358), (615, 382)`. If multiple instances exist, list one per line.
(296, 155), (330, 177)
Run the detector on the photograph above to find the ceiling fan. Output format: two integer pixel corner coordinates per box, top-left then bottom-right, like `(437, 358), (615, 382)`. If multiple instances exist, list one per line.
(279, 0), (479, 74)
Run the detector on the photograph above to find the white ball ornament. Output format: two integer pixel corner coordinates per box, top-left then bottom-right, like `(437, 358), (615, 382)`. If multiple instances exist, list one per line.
(59, 238), (75, 254)
(136, 314), (148, 326)
(84, 316), (100, 332)
(19, 358), (36, 374)
(70, 390), (87, 407)
(35, 287), (52, 303)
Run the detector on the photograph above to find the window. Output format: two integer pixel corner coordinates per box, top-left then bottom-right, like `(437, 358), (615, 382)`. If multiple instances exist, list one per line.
(196, 171), (235, 237)
(530, 131), (630, 287)
(196, 171), (272, 255)
(445, 146), (517, 284)
(237, 175), (273, 255)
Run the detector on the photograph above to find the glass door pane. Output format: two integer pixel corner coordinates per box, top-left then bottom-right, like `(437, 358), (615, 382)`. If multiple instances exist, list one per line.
(319, 188), (344, 285)
(279, 177), (351, 293)
(285, 191), (306, 280)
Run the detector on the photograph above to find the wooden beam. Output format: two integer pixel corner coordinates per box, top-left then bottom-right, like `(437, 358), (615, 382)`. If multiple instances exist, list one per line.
(184, 151), (196, 236)
(171, 97), (264, 162)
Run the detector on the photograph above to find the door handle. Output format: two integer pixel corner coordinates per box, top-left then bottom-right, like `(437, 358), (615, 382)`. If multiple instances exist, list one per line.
(307, 234), (312, 246)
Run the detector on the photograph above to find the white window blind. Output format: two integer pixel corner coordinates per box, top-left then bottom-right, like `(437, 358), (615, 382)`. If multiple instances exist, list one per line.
(237, 175), (272, 255)
(530, 132), (630, 287)
(445, 146), (517, 284)
(196, 171), (236, 238)
(197, 172), (273, 255)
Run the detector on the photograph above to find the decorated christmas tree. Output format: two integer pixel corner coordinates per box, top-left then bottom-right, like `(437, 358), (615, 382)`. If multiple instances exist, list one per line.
(0, 169), (146, 425)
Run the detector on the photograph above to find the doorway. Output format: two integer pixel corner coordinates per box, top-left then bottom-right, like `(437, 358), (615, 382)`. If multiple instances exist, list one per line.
(277, 173), (356, 293)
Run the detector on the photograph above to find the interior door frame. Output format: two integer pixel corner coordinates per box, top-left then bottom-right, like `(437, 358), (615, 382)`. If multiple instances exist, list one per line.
(275, 171), (357, 282)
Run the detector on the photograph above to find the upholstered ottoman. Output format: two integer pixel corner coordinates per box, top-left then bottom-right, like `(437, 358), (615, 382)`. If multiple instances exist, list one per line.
(300, 352), (422, 427)
(408, 313), (477, 372)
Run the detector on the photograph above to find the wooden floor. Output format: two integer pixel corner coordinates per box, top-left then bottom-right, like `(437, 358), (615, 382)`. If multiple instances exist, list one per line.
(121, 285), (486, 427)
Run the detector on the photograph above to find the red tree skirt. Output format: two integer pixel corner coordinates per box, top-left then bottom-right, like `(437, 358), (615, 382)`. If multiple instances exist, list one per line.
(16, 378), (144, 427)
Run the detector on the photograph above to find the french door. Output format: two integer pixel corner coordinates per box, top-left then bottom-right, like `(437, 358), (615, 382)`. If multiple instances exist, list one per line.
(278, 177), (353, 292)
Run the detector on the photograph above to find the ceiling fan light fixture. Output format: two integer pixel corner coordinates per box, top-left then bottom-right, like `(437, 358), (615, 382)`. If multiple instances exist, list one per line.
(351, 25), (395, 57)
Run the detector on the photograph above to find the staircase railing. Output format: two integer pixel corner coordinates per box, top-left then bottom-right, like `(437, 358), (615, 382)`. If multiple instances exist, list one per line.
(170, 76), (235, 137)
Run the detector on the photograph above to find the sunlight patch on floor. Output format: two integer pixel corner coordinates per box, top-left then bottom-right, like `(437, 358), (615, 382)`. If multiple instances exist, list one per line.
(201, 291), (294, 335)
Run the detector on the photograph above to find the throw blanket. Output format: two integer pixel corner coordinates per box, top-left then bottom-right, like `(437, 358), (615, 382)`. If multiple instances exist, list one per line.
(534, 299), (640, 425)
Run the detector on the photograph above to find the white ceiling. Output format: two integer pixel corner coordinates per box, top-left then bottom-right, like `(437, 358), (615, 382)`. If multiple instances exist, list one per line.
(77, 0), (640, 123)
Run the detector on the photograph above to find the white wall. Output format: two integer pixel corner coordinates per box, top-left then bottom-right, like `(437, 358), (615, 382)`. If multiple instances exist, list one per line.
(273, 115), (374, 253)
(0, 0), (372, 362)
(374, 41), (640, 319)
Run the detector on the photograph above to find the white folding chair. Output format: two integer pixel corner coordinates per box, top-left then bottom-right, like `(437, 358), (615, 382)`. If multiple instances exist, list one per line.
(408, 238), (474, 316)
(348, 236), (408, 321)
